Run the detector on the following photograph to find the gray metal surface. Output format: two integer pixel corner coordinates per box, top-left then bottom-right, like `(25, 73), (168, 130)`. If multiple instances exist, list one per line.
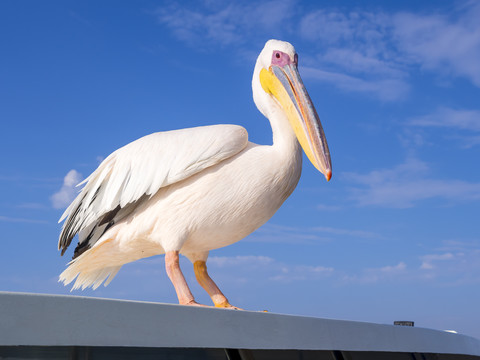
(1, 291), (479, 356)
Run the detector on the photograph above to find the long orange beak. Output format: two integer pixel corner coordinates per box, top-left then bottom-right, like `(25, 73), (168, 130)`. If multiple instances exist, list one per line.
(260, 62), (332, 181)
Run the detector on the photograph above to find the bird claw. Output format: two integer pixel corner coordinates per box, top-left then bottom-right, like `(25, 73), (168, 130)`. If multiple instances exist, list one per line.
(215, 302), (242, 310)
(182, 300), (208, 307)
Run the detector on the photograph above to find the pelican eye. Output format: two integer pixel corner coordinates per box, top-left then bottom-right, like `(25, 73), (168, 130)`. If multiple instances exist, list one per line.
(271, 50), (293, 67)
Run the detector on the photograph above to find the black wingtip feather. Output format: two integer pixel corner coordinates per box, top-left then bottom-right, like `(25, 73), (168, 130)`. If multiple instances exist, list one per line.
(58, 195), (86, 256)
(73, 240), (91, 259)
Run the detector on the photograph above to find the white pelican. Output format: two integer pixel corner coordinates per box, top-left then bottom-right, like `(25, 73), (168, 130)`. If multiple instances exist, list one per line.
(58, 39), (332, 308)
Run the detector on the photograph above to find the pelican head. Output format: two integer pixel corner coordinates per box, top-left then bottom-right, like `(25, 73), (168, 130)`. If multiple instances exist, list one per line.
(253, 39), (332, 181)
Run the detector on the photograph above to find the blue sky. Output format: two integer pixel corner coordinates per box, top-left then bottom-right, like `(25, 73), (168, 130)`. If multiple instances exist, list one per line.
(1, 0), (480, 339)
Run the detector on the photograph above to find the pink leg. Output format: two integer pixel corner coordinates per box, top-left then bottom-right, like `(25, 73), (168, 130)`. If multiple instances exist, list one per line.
(194, 261), (241, 309)
(165, 251), (204, 306)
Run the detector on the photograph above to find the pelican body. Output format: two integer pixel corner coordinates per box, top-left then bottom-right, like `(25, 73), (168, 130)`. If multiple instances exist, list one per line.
(58, 40), (332, 308)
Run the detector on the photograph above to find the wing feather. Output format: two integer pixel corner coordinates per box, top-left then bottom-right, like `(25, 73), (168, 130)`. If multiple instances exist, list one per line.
(58, 124), (248, 254)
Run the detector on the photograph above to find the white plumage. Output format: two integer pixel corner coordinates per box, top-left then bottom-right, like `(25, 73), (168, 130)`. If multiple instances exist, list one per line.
(58, 40), (331, 307)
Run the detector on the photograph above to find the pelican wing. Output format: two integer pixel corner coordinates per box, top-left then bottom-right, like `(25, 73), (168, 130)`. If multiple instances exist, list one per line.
(58, 124), (248, 255)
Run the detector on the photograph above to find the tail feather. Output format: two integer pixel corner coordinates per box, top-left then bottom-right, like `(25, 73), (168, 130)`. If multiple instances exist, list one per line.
(91, 268), (115, 290)
(59, 238), (123, 290)
(104, 266), (121, 287)
(59, 229), (161, 291)
(60, 264), (122, 291)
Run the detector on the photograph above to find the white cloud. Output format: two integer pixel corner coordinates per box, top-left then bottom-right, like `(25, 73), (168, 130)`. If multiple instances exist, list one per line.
(299, 9), (396, 75)
(316, 203), (342, 211)
(300, 9), (391, 50)
(416, 243), (480, 285)
(462, 135), (480, 148)
(298, 9), (410, 101)
(438, 239), (480, 252)
(302, 66), (409, 101)
(380, 262), (407, 273)
(269, 264), (334, 282)
(407, 107), (480, 148)
(50, 169), (82, 209)
(0, 215), (47, 224)
(319, 48), (405, 77)
(154, 2), (480, 99)
(300, 3), (480, 89)
(77, 242), (480, 293)
(208, 255), (274, 268)
(208, 254), (333, 283)
(206, 245), (480, 286)
(392, 3), (480, 86)
(246, 223), (330, 244)
(246, 223), (382, 244)
(420, 253), (454, 270)
(408, 107), (480, 132)
(155, 0), (295, 47)
(344, 157), (480, 208)
(398, 128), (429, 149)
(312, 226), (382, 240)
(343, 262), (407, 284)
(155, 1), (408, 100)
(344, 157), (428, 186)
(16, 202), (46, 210)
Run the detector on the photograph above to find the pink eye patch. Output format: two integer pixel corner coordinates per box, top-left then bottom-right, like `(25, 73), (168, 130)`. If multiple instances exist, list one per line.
(271, 51), (298, 67)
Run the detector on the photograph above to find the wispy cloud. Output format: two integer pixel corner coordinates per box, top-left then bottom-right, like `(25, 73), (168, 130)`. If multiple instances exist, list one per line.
(392, 2), (480, 87)
(302, 67), (409, 101)
(344, 157), (480, 207)
(417, 241), (480, 285)
(299, 9), (400, 76)
(408, 107), (480, 132)
(313, 226), (382, 240)
(269, 264), (334, 282)
(50, 169), (82, 209)
(208, 254), (333, 283)
(420, 253), (454, 270)
(316, 203), (342, 211)
(333, 240), (479, 285)
(300, 3), (480, 89)
(298, 8), (409, 101)
(246, 223), (330, 244)
(343, 262), (407, 284)
(319, 48), (405, 78)
(207, 241), (480, 286)
(437, 239), (480, 252)
(155, 0), (295, 48)
(209, 244), (480, 286)
(300, 9), (391, 49)
(0, 215), (47, 224)
(337, 241), (478, 286)
(208, 255), (274, 268)
(155, 1), (480, 99)
(462, 135), (480, 148)
(246, 223), (381, 244)
(407, 107), (480, 148)
(90, 242), (480, 291)
(16, 202), (47, 210)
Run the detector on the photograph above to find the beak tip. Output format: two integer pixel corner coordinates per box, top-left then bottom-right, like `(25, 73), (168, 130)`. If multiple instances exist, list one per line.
(325, 169), (332, 182)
